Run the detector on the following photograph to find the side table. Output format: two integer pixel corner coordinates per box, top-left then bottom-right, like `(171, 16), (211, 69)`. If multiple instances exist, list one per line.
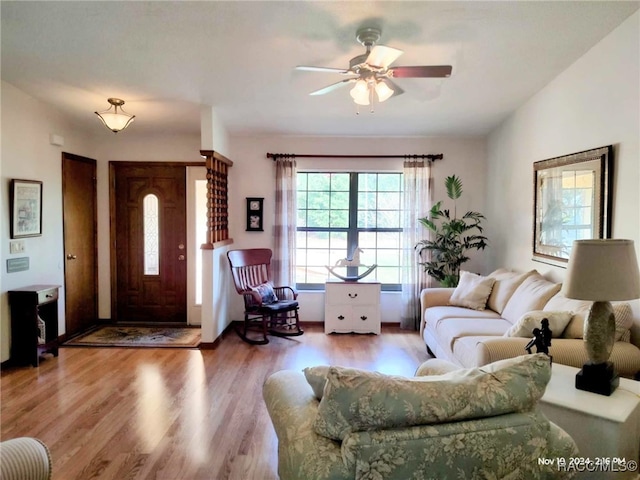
(9, 285), (60, 367)
(539, 363), (640, 479)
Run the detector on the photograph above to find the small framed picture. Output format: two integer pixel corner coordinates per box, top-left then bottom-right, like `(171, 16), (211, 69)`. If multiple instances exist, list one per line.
(246, 197), (264, 232)
(10, 179), (43, 238)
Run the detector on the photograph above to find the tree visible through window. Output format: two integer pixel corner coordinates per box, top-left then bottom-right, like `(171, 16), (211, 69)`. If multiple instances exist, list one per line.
(296, 172), (403, 290)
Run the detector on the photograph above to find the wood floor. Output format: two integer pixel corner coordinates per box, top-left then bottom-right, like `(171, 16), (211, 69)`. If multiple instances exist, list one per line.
(1, 325), (428, 480)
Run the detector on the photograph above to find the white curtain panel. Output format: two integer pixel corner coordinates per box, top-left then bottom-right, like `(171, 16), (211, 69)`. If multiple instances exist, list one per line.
(273, 158), (297, 287)
(401, 161), (432, 330)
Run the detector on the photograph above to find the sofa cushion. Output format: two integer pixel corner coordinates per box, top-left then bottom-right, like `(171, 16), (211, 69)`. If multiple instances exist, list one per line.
(449, 271), (496, 310)
(313, 354), (551, 441)
(436, 318), (512, 353)
(487, 269), (535, 314)
(543, 292), (591, 339)
(504, 310), (573, 338)
(303, 365), (329, 400)
(501, 273), (561, 325)
(426, 306), (502, 324)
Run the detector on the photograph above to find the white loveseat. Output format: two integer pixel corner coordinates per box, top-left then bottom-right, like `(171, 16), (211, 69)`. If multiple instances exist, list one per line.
(420, 269), (640, 378)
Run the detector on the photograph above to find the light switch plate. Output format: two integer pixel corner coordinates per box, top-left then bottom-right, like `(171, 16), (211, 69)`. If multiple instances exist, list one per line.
(9, 240), (25, 254)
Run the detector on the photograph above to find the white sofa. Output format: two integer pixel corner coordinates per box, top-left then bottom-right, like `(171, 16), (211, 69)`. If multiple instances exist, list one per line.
(420, 269), (640, 378)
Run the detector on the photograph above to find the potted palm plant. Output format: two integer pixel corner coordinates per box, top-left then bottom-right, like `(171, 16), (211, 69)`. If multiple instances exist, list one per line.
(416, 175), (488, 287)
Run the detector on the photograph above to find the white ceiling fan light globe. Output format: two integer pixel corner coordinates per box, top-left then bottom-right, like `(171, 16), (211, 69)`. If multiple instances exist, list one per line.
(375, 80), (394, 102)
(350, 79), (370, 105)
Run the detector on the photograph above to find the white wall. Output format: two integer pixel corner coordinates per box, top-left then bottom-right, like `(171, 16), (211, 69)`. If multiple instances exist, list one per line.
(1, 81), (96, 361)
(227, 135), (487, 323)
(486, 13), (640, 333)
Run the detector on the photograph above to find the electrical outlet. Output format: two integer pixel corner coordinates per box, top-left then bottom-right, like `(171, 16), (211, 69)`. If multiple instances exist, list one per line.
(9, 240), (25, 254)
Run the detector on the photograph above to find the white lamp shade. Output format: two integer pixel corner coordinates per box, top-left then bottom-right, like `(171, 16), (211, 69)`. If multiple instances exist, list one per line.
(563, 239), (640, 301)
(375, 80), (394, 102)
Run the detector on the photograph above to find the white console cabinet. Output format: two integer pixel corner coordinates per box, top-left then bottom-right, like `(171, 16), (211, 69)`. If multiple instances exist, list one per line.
(324, 282), (381, 334)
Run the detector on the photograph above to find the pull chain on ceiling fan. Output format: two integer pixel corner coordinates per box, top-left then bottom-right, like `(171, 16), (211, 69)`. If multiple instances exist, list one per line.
(296, 27), (452, 113)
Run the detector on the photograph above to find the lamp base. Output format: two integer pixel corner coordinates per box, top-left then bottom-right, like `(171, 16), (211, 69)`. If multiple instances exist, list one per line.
(575, 361), (619, 396)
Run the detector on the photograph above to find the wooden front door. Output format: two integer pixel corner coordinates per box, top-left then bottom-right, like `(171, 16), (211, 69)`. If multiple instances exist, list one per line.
(62, 153), (98, 337)
(111, 163), (187, 323)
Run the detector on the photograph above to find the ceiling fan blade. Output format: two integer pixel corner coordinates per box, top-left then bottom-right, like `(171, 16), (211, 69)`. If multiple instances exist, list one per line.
(309, 78), (356, 96)
(366, 45), (403, 68)
(390, 65), (452, 78)
(296, 65), (351, 74)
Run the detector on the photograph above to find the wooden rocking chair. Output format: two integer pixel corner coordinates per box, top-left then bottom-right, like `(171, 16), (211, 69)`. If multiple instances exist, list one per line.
(227, 248), (303, 345)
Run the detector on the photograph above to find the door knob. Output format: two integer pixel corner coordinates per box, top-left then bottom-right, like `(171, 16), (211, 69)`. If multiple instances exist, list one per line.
(178, 255), (185, 261)
(66, 254), (77, 260)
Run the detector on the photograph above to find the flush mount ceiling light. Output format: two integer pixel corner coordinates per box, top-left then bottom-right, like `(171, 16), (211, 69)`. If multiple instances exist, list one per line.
(95, 98), (135, 133)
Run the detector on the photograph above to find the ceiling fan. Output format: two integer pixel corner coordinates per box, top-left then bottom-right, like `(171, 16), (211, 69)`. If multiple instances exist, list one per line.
(296, 27), (452, 110)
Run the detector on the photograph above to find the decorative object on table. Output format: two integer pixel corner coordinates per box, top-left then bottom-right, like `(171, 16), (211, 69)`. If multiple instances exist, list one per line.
(563, 239), (640, 396)
(533, 145), (612, 263)
(416, 175), (488, 287)
(94, 98), (135, 133)
(325, 245), (377, 281)
(10, 179), (43, 238)
(246, 197), (264, 232)
(525, 318), (553, 362)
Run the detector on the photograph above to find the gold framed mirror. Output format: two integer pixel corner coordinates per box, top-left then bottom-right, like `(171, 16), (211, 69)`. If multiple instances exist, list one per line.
(533, 145), (613, 263)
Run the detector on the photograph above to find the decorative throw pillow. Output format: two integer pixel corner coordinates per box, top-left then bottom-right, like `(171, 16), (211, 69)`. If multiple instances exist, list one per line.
(504, 310), (573, 338)
(613, 303), (633, 342)
(414, 359), (461, 377)
(303, 365), (330, 400)
(501, 273), (561, 324)
(449, 271), (496, 310)
(250, 282), (278, 304)
(313, 354), (551, 441)
(487, 269), (535, 314)
(559, 302), (632, 341)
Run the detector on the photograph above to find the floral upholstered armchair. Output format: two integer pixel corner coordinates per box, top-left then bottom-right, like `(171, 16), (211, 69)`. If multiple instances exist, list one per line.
(263, 354), (578, 480)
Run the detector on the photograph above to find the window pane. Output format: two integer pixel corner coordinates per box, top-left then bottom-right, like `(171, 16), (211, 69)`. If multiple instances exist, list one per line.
(143, 194), (159, 275)
(331, 173), (350, 191)
(330, 209), (349, 228)
(308, 173), (330, 190)
(377, 174), (400, 191)
(307, 209), (329, 228)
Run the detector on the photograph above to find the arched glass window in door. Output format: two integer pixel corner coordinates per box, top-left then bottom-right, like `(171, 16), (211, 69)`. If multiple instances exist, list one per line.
(143, 194), (160, 275)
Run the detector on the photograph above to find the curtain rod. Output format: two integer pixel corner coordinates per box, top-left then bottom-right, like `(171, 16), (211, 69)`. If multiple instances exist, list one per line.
(267, 153), (443, 161)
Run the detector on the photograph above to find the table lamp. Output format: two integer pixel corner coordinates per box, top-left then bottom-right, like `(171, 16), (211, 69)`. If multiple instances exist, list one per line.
(563, 239), (640, 395)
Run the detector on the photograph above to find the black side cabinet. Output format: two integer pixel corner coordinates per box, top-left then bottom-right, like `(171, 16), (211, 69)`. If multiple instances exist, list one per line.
(9, 285), (60, 367)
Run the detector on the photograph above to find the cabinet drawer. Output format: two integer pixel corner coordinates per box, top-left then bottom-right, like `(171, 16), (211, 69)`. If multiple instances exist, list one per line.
(38, 288), (59, 305)
(325, 283), (380, 306)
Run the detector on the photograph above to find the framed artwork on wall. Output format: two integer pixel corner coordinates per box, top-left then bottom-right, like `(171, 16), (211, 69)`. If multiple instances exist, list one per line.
(246, 197), (264, 232)
(10, 179), (43, 239)
(533, 145), (613, 264)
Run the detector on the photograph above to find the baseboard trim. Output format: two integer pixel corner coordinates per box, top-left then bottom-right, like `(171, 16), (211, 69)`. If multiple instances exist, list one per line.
(199, 321), (236, 349)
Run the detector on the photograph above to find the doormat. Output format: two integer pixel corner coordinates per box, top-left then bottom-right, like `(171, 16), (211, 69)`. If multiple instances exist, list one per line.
(63, 326), (201, 348)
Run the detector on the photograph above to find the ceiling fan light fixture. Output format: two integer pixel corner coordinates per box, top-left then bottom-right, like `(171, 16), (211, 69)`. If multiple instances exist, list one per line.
(375, 80), (394, 102)
(95, 98), (135, 133)
(350, 79), (370, 105)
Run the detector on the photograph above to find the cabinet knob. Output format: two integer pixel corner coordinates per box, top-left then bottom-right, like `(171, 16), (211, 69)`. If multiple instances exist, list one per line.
(337, 315), (345, 320)
(66, 254), (77, 260)
(348, 293), (358, 298)
(360, 316), (368, 321)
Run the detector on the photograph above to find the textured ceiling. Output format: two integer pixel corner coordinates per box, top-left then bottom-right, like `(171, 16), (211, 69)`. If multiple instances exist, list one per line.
(2, 1), (638, 137)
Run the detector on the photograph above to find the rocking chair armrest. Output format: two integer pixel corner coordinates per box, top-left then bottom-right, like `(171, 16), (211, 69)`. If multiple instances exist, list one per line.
(274, 285), (298, 300)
